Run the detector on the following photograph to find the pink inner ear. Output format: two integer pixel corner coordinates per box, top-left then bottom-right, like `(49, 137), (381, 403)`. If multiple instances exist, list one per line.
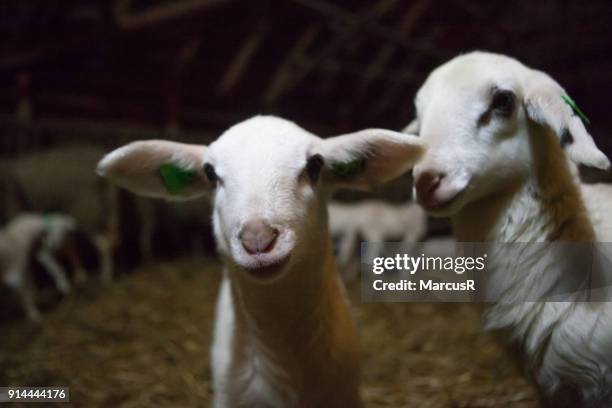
(97, 140), (209, 199)
(328, 134), (424, 187)
(525, 90), (610, 170)
(565, 118), (610, 170)
(101, 140), (206, 177)
(369, 137), (425, 178)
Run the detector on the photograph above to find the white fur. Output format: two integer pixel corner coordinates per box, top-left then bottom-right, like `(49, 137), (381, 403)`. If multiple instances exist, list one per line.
(581, 183), (612, 241)
(0, 213), (77, 321)
(409, 51), (612, 406)
(97, 115), (424, 407)
(329, 200), (427, 275)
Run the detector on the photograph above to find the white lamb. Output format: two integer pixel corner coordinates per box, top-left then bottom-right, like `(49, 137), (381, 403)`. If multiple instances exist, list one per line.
(581, 182), (612, 241)
(408, 51), (612, 406)
(328, 200), (427, 274)
(97, 115), (424, 407)
(1, 213), (77, 321)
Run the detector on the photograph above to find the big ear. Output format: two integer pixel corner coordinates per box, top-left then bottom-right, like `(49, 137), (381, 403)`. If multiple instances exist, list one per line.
(402, 118), (419, 134)
(524, 70), (610, 170)
(318, 129), (425, 189)
(97, 140), (209, 200)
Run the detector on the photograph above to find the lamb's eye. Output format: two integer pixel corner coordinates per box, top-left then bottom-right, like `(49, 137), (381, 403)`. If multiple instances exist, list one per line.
(305, 154), (325, 183)
(203, 163), (218, 185)
(490, 89), (515, 118)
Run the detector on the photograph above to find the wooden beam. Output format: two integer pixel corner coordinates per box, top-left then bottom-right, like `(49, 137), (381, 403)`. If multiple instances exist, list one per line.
(295, 57), (419, 85)
(217, 29), (265, 95)
(263, 25), (320, 104)
(363, 24), (445, 120)
(266, 0), (397, 103)
(165, 37), (202, 134)
(449, 0), (488, 19)
(363, 59), (426, 121)
(0, 39), (87, 70)
(114, 0), (229, 30)
(0, 113), (216, 145)
(344, 0), (430, 112)
(271, 0), (398, 103)
(289, 0), (448, 58)
(308, 0), (401, 97)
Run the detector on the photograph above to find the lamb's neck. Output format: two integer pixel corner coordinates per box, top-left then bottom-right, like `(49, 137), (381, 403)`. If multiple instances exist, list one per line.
(228, 234), (359, 390)
(453, 129), (594, 243)
(233, 240), (329, 325)
(453, 181), (592, 243)
(451, 127), (598, 342)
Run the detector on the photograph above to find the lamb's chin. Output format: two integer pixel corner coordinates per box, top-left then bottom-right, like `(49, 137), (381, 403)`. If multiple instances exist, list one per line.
(242, 255), (291, 281)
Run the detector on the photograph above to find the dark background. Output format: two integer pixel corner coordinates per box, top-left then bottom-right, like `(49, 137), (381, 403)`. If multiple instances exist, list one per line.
(0, 2), (610, 406)
(0, 0), (610, 153)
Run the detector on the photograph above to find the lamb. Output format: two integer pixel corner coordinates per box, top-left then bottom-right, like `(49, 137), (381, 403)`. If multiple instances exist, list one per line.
(580, 182), (612, 241)
(1, 146), (120, 283)
(408, 51), (612, 406)
(97, 115), (424, 407)
(1, 213), (77, 321)
(328, 200), (427, 275)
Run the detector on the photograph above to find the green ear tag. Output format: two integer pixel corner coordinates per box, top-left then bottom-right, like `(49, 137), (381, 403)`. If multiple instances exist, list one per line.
(159, 163), (198, 195)
(561, 92), (590, 125)
(331, 158), (366, 178)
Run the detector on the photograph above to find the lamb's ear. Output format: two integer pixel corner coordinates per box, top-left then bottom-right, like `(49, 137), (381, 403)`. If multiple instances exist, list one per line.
(524, 70), (610, 170)
(97, 140), (209, 200)
(402, 118), (419, 134)
(318, 129), (425, 189)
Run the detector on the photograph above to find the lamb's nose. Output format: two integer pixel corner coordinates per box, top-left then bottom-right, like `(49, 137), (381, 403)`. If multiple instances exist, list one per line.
(414, 169), (444, 205)
(239, 219), (279, 255)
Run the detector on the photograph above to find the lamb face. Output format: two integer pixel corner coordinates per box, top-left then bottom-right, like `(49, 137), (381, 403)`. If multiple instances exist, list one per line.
(98, 115), (425, 281)
(409, 51), (609, 216)
(205, 117), (328, 279)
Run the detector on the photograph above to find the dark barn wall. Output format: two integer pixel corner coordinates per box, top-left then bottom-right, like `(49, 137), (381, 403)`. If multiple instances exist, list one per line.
(0, 0), (610, 156)
(1, 0), (610, 254)
(0, 3), (611, 407)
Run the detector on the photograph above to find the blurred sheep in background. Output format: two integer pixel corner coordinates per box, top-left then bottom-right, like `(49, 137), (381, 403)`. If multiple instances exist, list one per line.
(0, 146), (119, 283)
(329, 200), (428, 280)
(0, 213), (77, 321)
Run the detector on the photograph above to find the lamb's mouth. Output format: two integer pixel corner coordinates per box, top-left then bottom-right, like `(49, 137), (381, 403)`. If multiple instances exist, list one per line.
(243, 255), (291, 279)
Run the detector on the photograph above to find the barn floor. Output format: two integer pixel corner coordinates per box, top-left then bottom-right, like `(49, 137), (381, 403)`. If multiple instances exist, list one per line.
(0, 258), (537, 407)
